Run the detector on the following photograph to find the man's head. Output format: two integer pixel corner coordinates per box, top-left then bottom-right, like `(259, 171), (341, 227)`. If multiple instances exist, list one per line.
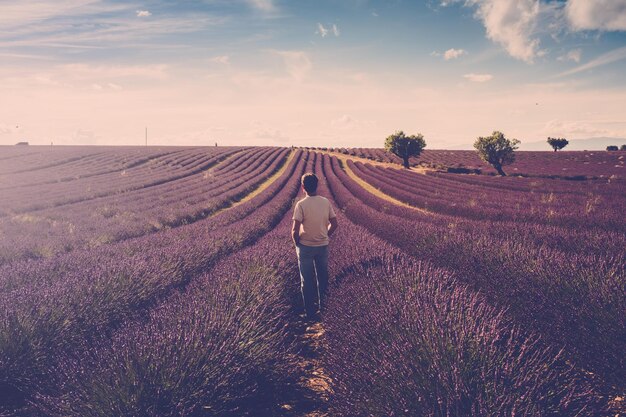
(301, 173), (318, 195)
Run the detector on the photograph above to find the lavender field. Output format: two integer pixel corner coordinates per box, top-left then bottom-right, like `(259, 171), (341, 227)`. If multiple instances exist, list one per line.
(0, 145), (624, 417)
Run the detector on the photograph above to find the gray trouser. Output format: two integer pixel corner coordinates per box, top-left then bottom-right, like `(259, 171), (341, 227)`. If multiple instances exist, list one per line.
(296, 244), (329, 317)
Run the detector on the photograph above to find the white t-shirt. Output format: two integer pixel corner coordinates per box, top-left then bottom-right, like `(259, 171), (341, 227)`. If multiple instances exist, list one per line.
(292, 195), (337, 247)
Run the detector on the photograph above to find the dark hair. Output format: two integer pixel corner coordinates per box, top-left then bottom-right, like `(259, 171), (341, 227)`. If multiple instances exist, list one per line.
(301, 173), (318, 194)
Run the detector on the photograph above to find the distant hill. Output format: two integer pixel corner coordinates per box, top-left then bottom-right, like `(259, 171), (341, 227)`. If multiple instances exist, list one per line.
(519, 137), (626, 151)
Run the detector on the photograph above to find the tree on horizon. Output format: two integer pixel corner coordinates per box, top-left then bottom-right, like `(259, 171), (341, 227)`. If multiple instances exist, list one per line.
(474, 131), (520, 176)
(384, 131), (426, 169)
(547, 137), (569, 152)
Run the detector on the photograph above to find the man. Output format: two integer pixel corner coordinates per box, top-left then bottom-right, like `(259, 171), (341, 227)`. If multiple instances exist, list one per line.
(292, 173), (338, 320)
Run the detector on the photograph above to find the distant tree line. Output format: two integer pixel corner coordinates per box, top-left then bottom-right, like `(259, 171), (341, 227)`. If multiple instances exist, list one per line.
(383, 130), (625, 176)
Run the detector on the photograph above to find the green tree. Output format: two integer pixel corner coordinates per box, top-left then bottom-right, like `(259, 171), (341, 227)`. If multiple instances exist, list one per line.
(384, 131), (426, 169)
(473, 131), (520, 176)
(547, 137), (568, 152)
(620, 145), (626, 151)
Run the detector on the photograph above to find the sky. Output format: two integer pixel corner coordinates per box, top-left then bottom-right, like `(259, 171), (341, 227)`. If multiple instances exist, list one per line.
(1, 0), (626, 149)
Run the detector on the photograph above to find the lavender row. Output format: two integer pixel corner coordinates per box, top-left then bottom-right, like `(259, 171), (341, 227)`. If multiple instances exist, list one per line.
(331, 147), (626, 178)
(51, 151), (595, 416)
(365, 161), (626, 254)
(0, 146), (42, 162)
(352, 160), (624, 230)
(314, 152), (601, 415)
(0, 147), (242, 215)
(327, 155), (625, 389)
(28, 152), (322, 416)
(323, 257), (600, 416)
(0, 147), (106, 175)
(285, 152), (603, 415)
(0, 147), (226, 213)
(52, 147), (276, 217)
(0, 151), (305, 410)
(35, 212), (300, 417)
(0, 147), (192, 188)
(0, 150), (232, 216)
(0, 148), (288, 265)
(0, 148), (300, 293)
(427, 169), (622, 194)
(350, 161), (624, 231)
(0, 149), (618, 415)
(333, 156), (625, 259)
(390, 160), (623, 198)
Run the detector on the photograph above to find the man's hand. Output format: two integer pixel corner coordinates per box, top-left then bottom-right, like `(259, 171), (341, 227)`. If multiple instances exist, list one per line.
(292, 220), (301, 246)
(328, 217), (338, 237)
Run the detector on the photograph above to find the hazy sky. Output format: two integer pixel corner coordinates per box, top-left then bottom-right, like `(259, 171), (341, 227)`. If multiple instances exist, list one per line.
(1, 0), (626, 148)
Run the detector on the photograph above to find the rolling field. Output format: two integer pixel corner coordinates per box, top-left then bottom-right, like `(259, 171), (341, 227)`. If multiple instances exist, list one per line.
(0, 146), (624, 416)
(328, 147), (626, 178)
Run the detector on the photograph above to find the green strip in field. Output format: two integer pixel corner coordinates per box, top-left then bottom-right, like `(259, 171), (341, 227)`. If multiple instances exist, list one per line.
(338, 157), (432, 215)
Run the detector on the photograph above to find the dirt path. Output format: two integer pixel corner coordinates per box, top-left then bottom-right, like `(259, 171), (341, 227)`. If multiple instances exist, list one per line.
(299, 321), (332, 417)
(308, 150), (434, 215)
(310, 148), (431, 173)
(279, 319), (332, 417)
(233, 149), (296, 208)
(342, 159), (433, 215)
(210, 149), (295, 218)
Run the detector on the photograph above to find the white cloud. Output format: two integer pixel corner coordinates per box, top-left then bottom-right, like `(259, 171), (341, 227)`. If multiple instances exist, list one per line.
(210, 55), (230, 64)
(0, 65), (155, 91)
(350, 72), (369, 83)
(317, 23), (340, 37)
(58, 63), (169, 80)
(71, 129), (100, 145)
(317, 23), (329, 37)
(566, 0), (626, 31)
(0, 2), (225, 50)
(33, 74), (63, 86)
(468, 0), (541, 63)
(331, 114), (355, 129)
(0, 52), (53, 60)
(0, 1), (126, 28)
(430, 51), (442, 57)
(330, 114), (375, 130)
(3, 62), (626, 148)
(557, 48), (582, 63)
(246, 0), (275, 12)
(0, 124), (14, 134)
(463, 73), (493, 82)
(559, 46), (626, 77)
(136, 10), (151, 17)
(91, 82), (122, 91)
(543, 119), (615, 138)
(444, 0), (625, 63)
(273, 50), (312, 81)
(252, 128), (289, 143)
(444, 48), (467, 60)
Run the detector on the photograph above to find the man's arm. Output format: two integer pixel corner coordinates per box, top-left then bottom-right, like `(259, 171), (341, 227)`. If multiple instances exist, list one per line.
(328, 217), (338, 237)
(292, 220), (301, 246)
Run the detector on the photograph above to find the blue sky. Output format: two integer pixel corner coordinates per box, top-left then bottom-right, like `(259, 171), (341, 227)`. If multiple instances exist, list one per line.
(1, 0), (625, 148)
